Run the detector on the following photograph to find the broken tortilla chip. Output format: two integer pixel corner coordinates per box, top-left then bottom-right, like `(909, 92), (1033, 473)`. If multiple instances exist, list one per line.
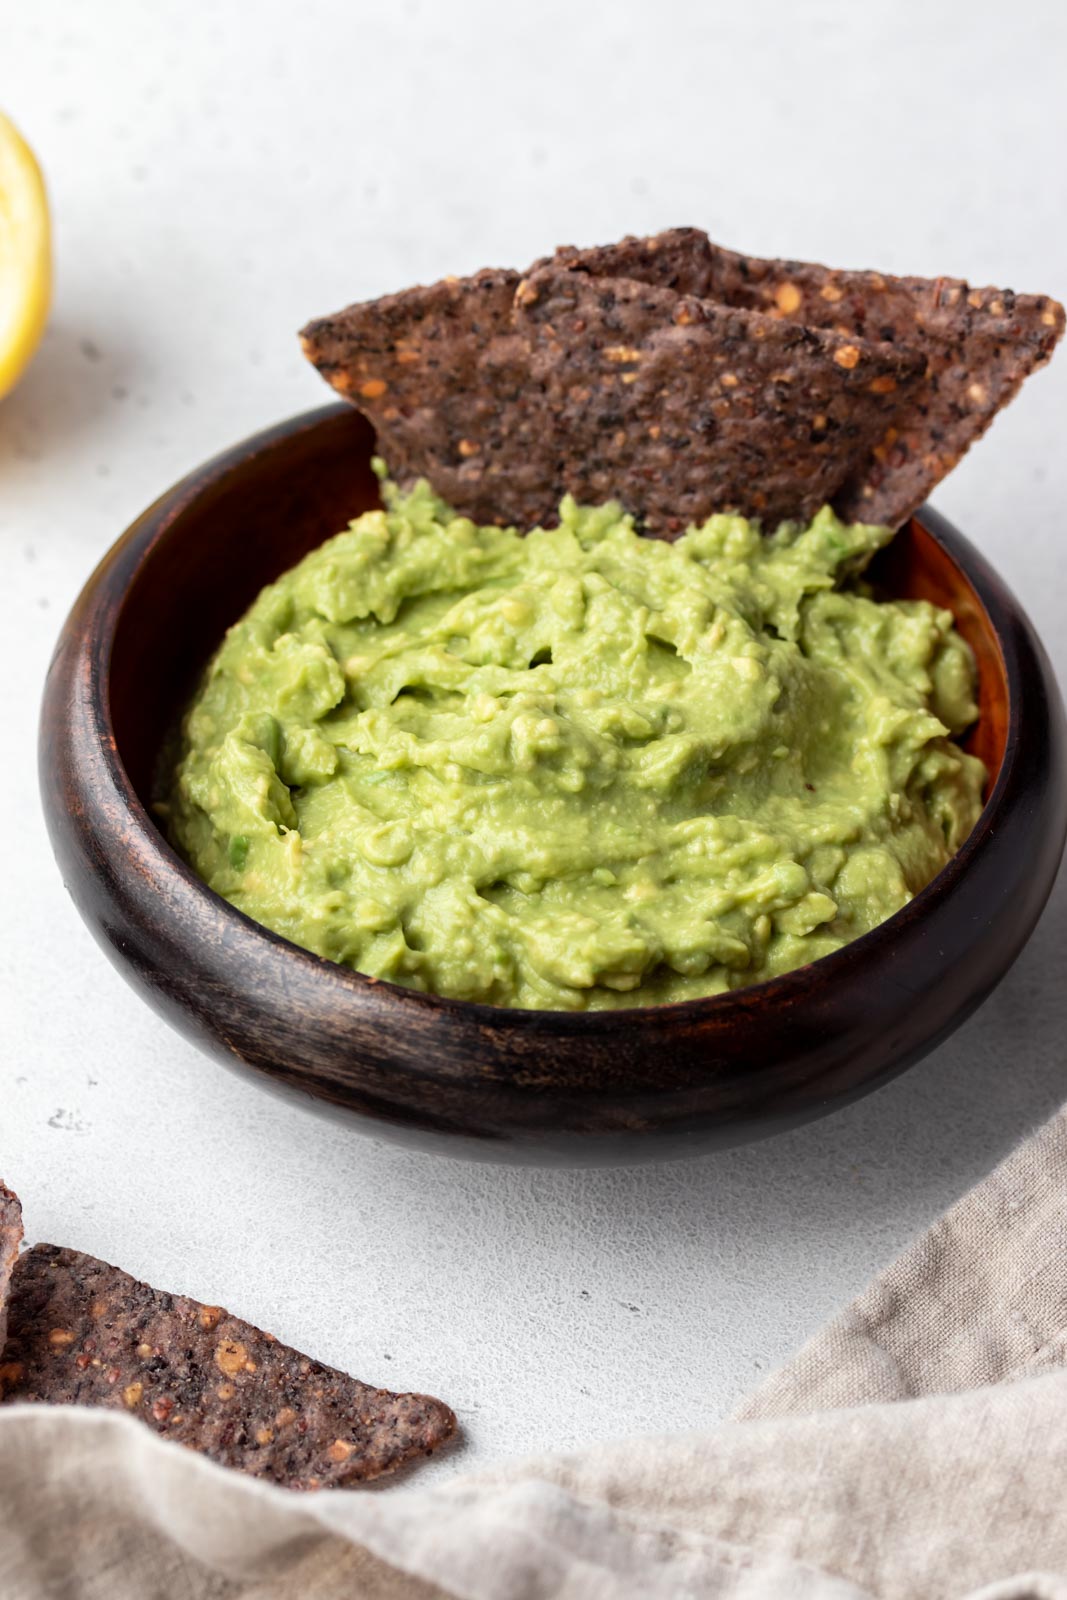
(0, 1183), (22, 1357)
(513, 267), (923, 534)
(547, 228), (1065, 526)
(301, 260), (923, 533)
(539, 227), (718, 298)
(0, 1243), (456, 1489)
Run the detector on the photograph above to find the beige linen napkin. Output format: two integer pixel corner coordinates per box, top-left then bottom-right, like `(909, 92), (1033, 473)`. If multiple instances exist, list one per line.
(4, 1108), (1067, 1600)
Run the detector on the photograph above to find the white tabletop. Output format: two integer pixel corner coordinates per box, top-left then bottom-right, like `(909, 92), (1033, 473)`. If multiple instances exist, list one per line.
(3, 0), (1065, 1481)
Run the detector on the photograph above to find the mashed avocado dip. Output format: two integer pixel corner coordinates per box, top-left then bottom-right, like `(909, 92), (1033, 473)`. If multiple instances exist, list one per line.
(165, 473), (985, 1010)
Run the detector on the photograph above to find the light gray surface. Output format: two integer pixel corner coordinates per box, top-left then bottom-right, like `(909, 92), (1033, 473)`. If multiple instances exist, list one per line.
(2, 0), (1065, 1480)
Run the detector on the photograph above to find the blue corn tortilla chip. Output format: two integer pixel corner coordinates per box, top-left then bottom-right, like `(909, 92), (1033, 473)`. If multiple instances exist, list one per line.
(546, 227), (1065, 525)
(511, 266), (923, 535)
(0, 1236), (456, 1490)
(301, 258), (923, 534)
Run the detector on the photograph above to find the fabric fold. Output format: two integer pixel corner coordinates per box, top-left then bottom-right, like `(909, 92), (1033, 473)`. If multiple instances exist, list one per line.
(737, 1109), (1067, 1420)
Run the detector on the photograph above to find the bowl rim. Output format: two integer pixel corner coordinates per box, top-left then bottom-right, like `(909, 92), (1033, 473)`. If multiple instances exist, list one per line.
(77, 401), (1031, 1036)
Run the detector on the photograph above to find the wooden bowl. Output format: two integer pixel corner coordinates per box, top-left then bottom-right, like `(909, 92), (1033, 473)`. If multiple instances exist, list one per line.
(39, 405), (1067, 1165)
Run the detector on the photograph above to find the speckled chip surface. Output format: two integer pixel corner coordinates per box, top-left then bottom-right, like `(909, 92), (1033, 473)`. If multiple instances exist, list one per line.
(300, 256), (923, 534)
(301, 267), (559, 526)
(545, 228), (1066, 526)
(303, 230), (1062, 534)
(512, 267), (923, 535)
(0, 1243), (456, 1489)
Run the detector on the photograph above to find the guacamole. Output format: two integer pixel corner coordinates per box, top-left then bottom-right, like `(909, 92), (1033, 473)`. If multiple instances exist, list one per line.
(164, 473), (986, 1010)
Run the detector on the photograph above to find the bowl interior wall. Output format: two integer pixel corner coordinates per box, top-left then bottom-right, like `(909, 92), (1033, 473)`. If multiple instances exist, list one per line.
(111, 410), (381, 802)
(867, 530), (1007, 784)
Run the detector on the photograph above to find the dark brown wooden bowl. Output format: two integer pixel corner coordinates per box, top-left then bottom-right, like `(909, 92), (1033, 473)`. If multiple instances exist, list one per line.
(39, 404), (1067, 1165)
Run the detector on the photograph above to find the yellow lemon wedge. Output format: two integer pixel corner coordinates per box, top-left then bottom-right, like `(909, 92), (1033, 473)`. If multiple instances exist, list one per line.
(0, 112), (51, 401)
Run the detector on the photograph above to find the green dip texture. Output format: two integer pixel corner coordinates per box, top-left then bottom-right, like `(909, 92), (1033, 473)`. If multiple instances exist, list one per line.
(165, 472), (986, 1009)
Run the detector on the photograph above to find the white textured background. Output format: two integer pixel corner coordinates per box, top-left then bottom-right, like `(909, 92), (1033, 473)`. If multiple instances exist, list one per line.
(2, 0), (1065, 1480)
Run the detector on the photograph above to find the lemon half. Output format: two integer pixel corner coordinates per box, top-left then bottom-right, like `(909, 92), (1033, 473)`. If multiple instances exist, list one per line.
(0, 112), (51, 400)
